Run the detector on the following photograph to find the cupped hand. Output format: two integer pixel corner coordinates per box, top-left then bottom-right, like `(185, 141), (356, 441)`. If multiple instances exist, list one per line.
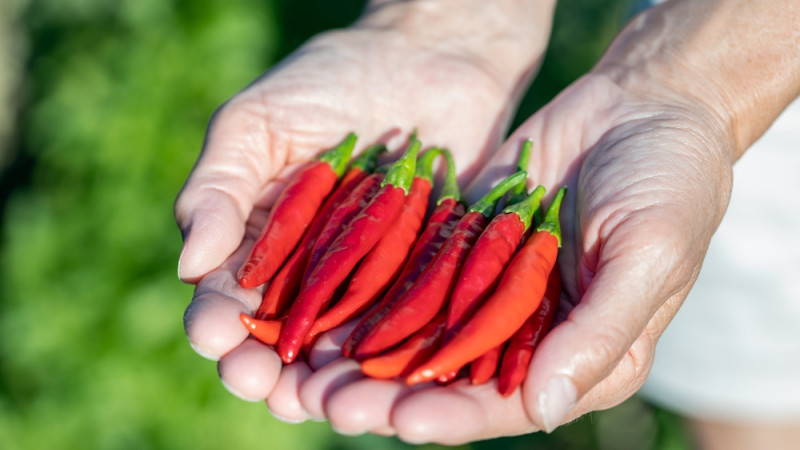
(175, 0), (550, 415)
(313, 73), (735, 443)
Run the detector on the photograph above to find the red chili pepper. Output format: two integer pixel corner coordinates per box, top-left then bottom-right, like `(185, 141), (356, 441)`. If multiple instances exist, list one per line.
(308, 149), (443, 338)
(237, 133), (357, 288)
(341, 150), (465, 358)
(469, 343), (504, 385)
(359, 312), (447, 379)
(444, 185), (546, 341)
(352, 171), (528, 360)
(435, 143), (536, 384)
(406, 186), (565, 385)
(277, 137), (422, 363)
(497, 264), (561, 397)
(239, 314), (283, 346)
(303, 170), (385, 280)
(255, 144), (386, 319)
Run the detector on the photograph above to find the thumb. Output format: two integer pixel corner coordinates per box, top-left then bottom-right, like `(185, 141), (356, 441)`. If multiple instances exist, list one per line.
(175, 102), (284, 283)
(175, 186), (251, 283)
(522, 213), (693, 432)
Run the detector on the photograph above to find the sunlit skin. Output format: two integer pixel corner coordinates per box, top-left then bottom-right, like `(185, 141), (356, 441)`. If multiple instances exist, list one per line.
(175, 0), (800, 445)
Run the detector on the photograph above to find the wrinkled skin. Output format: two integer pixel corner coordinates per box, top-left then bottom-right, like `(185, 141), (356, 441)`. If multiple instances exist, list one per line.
(175, 23), (735, 449)
(175, 25), (530, 285)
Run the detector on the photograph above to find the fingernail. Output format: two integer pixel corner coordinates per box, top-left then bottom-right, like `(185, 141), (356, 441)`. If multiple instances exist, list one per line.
(538, 375), (577, 433)
(267, 408), (308, 425)
(303, 410), (327, 423)
(177, 241), (200, 283)
(177, 220), (192, 279)
(177, 246), (187, 280)
(330, 425), (365, 436)
(177, 230), (194, 281)
(220, 378), (262, 403)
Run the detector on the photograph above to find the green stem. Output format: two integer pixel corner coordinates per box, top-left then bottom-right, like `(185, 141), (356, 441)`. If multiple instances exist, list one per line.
(414, 148), (443, 183)
(316, 132), (357, 177)
(437, 149), (464, 205)
(469, 171), (527, 218)
(536, 186), (566, 246)
(532, 204), (545, 228)
(382, 133), (421, 193)
(507, 140), (533, 205)
(503, 185), (546, 231)
(349, 143), (386, 173)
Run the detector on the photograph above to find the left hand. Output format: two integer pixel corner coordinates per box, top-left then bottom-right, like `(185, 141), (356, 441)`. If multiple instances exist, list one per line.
(175, 0), (554, 418)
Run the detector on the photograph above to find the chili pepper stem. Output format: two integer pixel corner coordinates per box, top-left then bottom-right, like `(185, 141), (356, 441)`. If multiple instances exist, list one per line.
(537, 186), (566, 246)
(350, 143), (387, 173)
(382, 134), (421, 193)
(316, 132), (358, 177)
(437, 149), (464, 205)
(414, 148), (443, 182)
(507, 140), (533, 205)
(503, 185), (546, 232)
(469, 171), (527, 217)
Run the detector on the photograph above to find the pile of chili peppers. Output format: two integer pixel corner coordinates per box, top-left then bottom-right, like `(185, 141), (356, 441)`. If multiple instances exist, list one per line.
(238, 134), (565, 397)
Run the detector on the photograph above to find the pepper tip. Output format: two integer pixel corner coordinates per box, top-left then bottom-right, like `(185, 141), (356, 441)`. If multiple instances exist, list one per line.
(405, 368), (434, 386)
(239, 313), (255, 330)
(280, 349), (295, 365)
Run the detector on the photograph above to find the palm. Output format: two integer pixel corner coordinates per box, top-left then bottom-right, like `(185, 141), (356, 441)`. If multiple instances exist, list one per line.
(203, 26), (517, 206)
(518, 75), (732, 319)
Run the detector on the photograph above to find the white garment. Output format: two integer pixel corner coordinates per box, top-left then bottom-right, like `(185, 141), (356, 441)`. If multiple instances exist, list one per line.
(639, 98), (800, 421)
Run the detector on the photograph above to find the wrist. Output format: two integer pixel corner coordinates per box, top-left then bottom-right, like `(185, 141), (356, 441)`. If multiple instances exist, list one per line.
(593, 0), (800, 160)
(355, 0), (556, 99)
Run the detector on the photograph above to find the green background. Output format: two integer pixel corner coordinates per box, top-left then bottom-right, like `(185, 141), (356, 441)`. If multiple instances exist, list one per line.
(0, 0), (691, 448)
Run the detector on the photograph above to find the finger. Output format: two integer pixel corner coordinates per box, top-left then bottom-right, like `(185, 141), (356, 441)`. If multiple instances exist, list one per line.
(391, 380), (537, 445)
(325, 378), (411, 436)
(298, 358), (364, 420)
(521, 215), (693, 432)
(266, 361), (314, 424)
(175, 99), (288, 282)
(307, 320), (358, 370)
(184, 292), (257, 361)
(552, 288), (689, 421)
(218, 338), (282, 401)
(183, 249), (263, 359)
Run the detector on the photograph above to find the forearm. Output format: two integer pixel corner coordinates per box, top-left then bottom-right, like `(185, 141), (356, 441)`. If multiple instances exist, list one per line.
(594, 0), (800, 160)
(356, 0), (557, 102)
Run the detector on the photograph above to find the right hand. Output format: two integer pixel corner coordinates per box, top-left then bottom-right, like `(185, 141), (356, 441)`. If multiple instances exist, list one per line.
(174, 0), (554, 421)
(310, 0), (800, 442)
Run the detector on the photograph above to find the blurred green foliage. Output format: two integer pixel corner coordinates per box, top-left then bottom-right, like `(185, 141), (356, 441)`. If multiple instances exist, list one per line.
(0, 0), (691, 449)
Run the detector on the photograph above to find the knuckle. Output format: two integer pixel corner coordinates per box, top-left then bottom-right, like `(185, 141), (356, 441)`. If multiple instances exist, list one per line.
(624, 332), (656, 389)
(586, 324), (631, 374)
